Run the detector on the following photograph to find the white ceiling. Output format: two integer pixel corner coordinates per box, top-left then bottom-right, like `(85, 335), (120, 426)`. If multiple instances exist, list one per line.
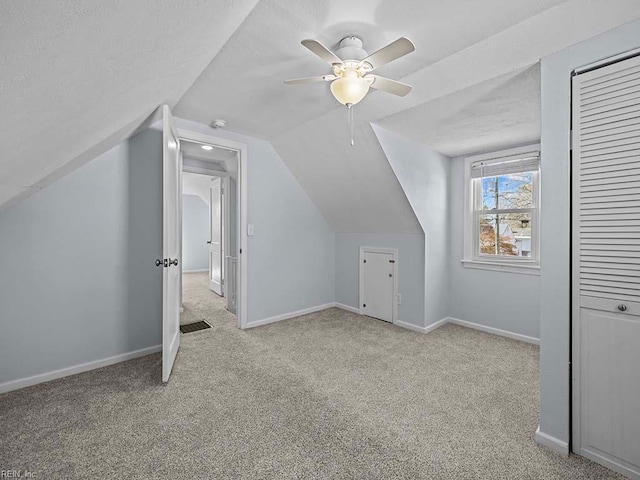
(375, 64), (541, 157)
(181, 140), (236, 163)
(3, 0), (640, 232)
(174, 0), (566, 140)
(0, 0), (259, 208)
(175, 0), (640, 232)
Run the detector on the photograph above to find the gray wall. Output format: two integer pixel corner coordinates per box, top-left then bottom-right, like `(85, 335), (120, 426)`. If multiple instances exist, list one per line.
(126, 129), (163, 356)
(335, 233), (425, 326)
(175, 119), (337, 322)
(181, 194), (209, 272)
(0, 118), (336, 386)
(448, 155), (541, 339)
(0, 129), (163, 386)
(373, 125), (450, 326)
(539, 19), (640, 444)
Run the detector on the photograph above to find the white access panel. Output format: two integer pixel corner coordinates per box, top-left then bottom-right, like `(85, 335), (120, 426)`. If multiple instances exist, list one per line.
(360, 248), (397, 323)
(572, 53), (640, 480)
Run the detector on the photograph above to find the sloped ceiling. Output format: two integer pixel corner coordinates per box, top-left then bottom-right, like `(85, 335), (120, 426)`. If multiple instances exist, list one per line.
(0, 0), (259, 209)
(3, 0), (640, 233)
(376, 64), (541, 157)
(174, 0), (640, 232)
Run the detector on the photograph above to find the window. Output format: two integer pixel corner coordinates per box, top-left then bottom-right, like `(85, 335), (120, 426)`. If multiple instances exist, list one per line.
(463, 145), (540, 274)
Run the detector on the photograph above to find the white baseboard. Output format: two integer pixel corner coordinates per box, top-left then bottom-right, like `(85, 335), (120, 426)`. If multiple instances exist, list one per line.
(247, 306), (540, 347)
(183, 269), (208, 274)
(245, 303), (336, 329)
(394, 320), (428, 333)
(535, 426), (569, 456)
(425, 317), (450, 333)
(447, 317), (540, 345)
(0, 344), (162, 395)
(394, 317), (449, 334)
(580, 447), (640, 479)
(334, 302), (360, 314)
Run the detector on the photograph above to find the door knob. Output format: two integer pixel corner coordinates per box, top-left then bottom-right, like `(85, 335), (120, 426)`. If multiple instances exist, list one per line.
(155, 259), (165, 267)
(617, 304), (627, 312)
(207, 241), (211, 244)
(169, 258), (179, 267)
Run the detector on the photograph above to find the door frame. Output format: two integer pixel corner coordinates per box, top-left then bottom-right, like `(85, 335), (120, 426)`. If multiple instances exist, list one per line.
(177, 129), (248, 330)
(570, 67), (581, 456)
(181, 166), (229, 299)
(359, 246), (398, 323)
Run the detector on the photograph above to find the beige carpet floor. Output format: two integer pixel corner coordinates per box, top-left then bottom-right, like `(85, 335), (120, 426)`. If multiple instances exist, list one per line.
(180, 272), (235, 326)
(0, 279), (623, 479)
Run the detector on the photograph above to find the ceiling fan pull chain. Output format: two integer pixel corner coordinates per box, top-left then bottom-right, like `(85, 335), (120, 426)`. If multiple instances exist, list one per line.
(347, 103), (355, 146)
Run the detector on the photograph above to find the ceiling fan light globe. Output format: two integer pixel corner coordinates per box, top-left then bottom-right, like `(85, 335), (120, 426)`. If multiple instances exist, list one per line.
(330, 76), (369, 106)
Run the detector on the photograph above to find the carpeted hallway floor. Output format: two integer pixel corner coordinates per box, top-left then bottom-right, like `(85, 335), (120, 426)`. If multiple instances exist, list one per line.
(0, 294), (623, 478)
(180, 272), (235, 326)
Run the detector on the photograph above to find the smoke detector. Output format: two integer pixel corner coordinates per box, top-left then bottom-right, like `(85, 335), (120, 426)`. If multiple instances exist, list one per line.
(209, 119), (227, 129)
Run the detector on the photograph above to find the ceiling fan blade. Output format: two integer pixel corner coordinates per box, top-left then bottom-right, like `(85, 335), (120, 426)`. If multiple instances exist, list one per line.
(301, 39), (343, 65)
(366, 75), (412, 97)
(359, 37), (415, 71)
(284, 75), (337, 85)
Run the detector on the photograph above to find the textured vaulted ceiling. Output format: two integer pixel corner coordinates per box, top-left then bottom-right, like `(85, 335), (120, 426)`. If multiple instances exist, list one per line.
(175, 0), (640, 232)
(375, 64), (541, 157)
(175, 0), (565, 140)
(3, 1), (640, 232)
(0, 0), (259, 209)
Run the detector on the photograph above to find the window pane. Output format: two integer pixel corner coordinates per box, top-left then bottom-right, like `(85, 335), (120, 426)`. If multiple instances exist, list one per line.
(480, 173), (534, 210)
(479, 213), (532, 257)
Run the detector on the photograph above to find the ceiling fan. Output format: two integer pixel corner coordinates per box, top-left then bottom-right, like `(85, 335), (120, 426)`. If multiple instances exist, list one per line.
(284, 36), (415, 106)
(284, 36), (415, 144)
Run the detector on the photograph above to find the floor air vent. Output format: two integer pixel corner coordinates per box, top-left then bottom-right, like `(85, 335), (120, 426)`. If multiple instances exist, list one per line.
(180, 321), (211, 334)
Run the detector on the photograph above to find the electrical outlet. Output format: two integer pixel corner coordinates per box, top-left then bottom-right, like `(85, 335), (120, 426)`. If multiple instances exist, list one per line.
(396, 293), (402, 305)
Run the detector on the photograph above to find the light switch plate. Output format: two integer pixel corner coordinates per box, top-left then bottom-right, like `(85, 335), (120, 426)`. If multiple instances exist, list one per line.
(396, 293), (402, 305)
(247, 224), (255, 236)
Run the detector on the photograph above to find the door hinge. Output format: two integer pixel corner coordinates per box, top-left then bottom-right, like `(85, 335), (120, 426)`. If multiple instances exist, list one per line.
(239, 248), (242, 254)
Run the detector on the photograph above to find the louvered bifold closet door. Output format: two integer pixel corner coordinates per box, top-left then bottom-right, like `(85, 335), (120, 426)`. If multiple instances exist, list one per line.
(572, 53), (640, 479)
(574, 55), (640, 310)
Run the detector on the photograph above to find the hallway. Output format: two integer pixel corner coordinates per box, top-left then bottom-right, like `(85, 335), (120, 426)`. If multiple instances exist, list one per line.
(181, 272), (235, 326)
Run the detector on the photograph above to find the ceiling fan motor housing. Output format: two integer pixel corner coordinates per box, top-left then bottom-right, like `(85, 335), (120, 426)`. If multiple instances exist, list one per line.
(335, 36), (368, 61)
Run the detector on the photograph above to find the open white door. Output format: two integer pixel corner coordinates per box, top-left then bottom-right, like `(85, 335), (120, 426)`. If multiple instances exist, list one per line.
(162, 105), (181, 383)
(209, 177), (223, 296)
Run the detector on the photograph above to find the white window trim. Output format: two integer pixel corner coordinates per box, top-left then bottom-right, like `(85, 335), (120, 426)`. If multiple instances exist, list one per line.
(462, 144), (541, 275)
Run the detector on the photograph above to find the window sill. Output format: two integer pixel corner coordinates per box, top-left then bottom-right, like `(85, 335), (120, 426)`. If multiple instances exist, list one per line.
(461, 259), (540, 276)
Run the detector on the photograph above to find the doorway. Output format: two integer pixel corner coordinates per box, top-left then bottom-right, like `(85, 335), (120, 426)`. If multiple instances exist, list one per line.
(158, 105), (248, 383)
(180, 139), (239, 329)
